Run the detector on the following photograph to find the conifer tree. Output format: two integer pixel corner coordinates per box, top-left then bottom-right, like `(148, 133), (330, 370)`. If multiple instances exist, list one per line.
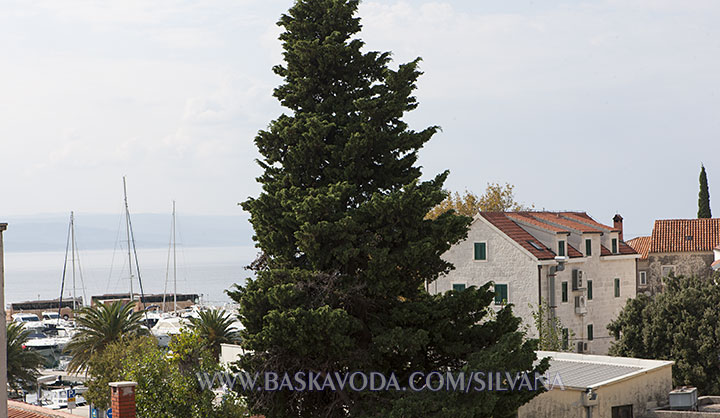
(230, 1), (547, 416)
(699, 164), (712, 218)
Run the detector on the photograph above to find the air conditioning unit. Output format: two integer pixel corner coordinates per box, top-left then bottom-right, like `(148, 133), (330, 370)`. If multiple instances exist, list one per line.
(572, 270), (586, 290)
(575, 295), (587, 315)
(576, 341), (588, 353)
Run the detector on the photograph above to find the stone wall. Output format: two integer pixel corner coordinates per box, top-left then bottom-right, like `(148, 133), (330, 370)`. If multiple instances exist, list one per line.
(646, 252), (715, 294)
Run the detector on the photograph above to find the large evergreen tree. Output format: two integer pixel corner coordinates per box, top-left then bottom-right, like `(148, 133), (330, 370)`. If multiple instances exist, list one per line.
(231, 1), (546, 416)
(699, 164), (712, 218)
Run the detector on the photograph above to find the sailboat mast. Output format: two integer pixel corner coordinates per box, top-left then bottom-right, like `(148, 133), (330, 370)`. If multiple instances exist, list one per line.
(70, 211), (76, 310)
(172, 201), (177, 312)
(123, 177), (134, 301)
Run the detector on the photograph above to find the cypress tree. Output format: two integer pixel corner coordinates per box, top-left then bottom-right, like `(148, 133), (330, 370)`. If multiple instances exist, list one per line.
(230, 1), (547, 416)
(699, 165), (712, 218)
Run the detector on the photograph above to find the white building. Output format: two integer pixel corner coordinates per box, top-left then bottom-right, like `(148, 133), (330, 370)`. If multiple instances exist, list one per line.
(519, 351), (673, 418)
(432, 212), (639, 354)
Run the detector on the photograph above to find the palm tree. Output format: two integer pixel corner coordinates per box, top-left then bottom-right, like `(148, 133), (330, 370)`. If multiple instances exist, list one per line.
(65, 300), (147, 373)
(6, 322), (45, 392)
(187, 309), (241, 360)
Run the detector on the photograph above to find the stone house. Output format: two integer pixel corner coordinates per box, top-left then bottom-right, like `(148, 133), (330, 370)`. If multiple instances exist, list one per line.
(627, 218), (720, 295)
(431, 212), (639, 355)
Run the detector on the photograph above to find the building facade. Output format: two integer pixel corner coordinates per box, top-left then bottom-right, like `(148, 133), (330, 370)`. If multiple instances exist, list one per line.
(627, 218), (720, 295)
(432, 212), (638, 355)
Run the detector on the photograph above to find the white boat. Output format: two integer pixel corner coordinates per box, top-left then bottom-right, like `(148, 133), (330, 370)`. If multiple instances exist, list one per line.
(151, 316), (189, 347)
(12, 313), (45, 332)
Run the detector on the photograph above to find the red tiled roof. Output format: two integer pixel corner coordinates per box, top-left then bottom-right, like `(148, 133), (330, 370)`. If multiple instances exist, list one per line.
(650, 218), (720, 253)
(529, 212), (604, 234)
(481, 212), (557, 260)
(506, 213), (569, 233)
(627, 236), (651, 260)
(8, 401), (78, 418)
(560, 212), (619, 232)
(567, 244), (583, 258)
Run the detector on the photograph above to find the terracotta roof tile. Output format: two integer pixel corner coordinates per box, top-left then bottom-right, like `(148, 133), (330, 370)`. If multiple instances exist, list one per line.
(8, 401), (78, 418)
(560, 212), (619, 232)
(528, 212), (604, 234)
(650, 218), (720, 253)
(627, 236), (651, 260)
(481, 212), (556, 260)
(618, 241), (637, 255)
(567, 244), (583, 258)
(506, 213), (569, 233)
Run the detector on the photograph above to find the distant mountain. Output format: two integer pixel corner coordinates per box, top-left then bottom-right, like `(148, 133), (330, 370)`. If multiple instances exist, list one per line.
(1, 213), (255, 252)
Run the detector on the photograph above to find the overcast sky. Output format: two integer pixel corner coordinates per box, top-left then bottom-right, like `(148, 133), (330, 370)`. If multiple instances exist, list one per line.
(1, 0), (718, 239)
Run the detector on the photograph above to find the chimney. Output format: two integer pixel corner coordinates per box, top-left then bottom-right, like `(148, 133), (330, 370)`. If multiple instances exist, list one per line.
(613, 214), (624, 241)
(109, 381), (137, 418)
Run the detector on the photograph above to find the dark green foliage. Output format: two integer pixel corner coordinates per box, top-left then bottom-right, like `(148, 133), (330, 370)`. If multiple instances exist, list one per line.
(84, 333), (247, 417)
(608, 274), (720, 394)
(231, 1), (547, 416)
(6, 322), (45, 392)
(699, 165), (712, 218)
(65, 300), (147, 373)
(187, 309), (241, 360)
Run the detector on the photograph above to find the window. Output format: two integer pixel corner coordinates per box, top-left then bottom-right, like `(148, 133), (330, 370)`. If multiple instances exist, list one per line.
(558, 240), (566, 257)
(452, 284), (466, 292)
(612, 238), (618, 254)
(614, 278), (620, 298)
(587, 324), (594, 341)
(562, 328), (569, 350)
(587, 280), (593, 300)
(661, 265), (675, 278)
(611, 405), (633, 418)
(585, 239), (592, 256)
(561, 282), (568, 303)
(474, 242), (487, 261)
(639, 271), (647, 286)
(494, 283), (508, 305)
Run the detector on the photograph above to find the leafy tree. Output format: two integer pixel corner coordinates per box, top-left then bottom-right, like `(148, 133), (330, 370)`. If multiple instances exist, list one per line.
(426, 184), (532, 219)
(608, 274), (720, 394)
(85, 333), (247, 417)
(231, 1), (547, 417)
(530, 300), (573, 352)
(699, 164), (712, 218)
(6, 322), (44, 392)
(65, 300), (147, 373)
(187, 309), (241, 361)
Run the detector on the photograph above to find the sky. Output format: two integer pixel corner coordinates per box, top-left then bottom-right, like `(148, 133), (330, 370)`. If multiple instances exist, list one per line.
(1, 0), (719, 240)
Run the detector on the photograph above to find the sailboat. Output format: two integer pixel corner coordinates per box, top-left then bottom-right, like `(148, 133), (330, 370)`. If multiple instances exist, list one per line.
(120, 177), (152, 326)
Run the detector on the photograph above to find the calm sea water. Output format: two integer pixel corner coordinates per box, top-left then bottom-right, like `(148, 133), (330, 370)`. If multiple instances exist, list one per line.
(3, 246), (259, 308)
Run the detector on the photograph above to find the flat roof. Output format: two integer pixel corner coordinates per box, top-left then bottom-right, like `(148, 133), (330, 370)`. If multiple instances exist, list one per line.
(537, 351), (674, 390)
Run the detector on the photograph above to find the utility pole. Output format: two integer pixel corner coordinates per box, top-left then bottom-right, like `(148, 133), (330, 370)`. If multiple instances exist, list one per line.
(1, 223), (9, 418)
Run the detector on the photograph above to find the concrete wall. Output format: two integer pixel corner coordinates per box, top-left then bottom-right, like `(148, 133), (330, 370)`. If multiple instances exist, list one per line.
(519, 364), (672, 418)
(432, 217), (541, 337)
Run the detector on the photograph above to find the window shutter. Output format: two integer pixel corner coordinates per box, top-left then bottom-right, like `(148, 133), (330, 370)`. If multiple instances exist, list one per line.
(587, 280), (593, 300)
(474, 242), (487, 260)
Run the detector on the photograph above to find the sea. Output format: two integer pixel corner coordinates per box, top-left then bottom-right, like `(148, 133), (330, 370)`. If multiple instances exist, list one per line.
(3, 246), (259, 308)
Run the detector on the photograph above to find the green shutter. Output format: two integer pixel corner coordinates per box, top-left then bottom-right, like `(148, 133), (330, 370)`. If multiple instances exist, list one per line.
(474, 242), (487, 260)
(587, 324), (594, 341)
(585, 239), (592, 256)
(453, 284), (466, 292)
(562, 328), (569, 350)
(614, 278), (620, 297)
(587, 280), (593, 300)
(558, 240), (566, 257)
(494, 284), (508, 305)
(612, 238), (618, 254)
(561, 282), (568, 303)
